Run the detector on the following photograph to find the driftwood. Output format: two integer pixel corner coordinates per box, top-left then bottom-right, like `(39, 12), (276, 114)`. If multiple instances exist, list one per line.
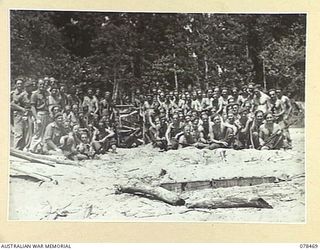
(187, 197), (273, 209)
(10, 149), (56, 167)
(10, 167), (57, 184)
(160, 176), (279, 193)
(11, 148), (78, 166)
(116, 183), (185, 206)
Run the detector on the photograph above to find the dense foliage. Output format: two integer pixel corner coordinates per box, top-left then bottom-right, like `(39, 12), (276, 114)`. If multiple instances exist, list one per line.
(10, 11), (306, 100)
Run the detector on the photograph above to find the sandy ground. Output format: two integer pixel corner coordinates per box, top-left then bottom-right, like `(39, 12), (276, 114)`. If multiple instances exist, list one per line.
(8, 128), (305, 222)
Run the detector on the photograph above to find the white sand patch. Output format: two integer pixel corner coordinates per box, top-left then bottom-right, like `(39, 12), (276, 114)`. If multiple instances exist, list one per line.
(8, 128), (305, 222)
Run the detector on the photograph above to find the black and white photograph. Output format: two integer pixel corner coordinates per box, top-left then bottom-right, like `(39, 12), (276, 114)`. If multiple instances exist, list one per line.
(9, 10), (306, 222)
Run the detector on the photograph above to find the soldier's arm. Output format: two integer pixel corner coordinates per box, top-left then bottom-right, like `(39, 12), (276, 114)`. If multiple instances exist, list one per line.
(198, 131), (207, 144)
(100, 128), (115, 142)
(93, 97), (99, 114)
(30, 94), (39, 121)
(241, 117), (253, 133)
(148, 115), (156, 128)
(276, 101), (286, 117)
(266, 100), (272, 112)
(258, 125), (265, 145)
(286, 97), (293, 117)
(216, 100), (223, 114)
(10, 98), (25, 113)
(174, 131), (184, 140)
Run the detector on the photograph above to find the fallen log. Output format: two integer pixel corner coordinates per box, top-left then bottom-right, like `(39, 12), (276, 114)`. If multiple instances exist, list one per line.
(10, 167), (56, 183)
(160, 176), (279, 192)
(10, 155), (29, 162)
(11, 148), (78, 166)
(116, 183), (185, 206)
(187, 197), (273, 209)
(10, 149), (56, 167)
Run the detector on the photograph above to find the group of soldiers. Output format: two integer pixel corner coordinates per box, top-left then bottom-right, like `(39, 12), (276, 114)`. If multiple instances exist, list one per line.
(10, 76), (298, 160)
(141, 83), (295, 151)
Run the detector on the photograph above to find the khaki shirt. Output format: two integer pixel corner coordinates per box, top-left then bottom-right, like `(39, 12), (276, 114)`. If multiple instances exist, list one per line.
(43, 122), (66, 147)
(31, 90), (49, 112)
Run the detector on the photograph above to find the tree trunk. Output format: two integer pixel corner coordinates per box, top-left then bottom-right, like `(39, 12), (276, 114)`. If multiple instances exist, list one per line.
(116, 182), (186, 206)
(262, 59), (267, 91)
(246, 15), (264, 84)
(133, 52), (142, 79)
(187, 197), (272, 209)
(173, 53), (178, 90)
(112, 66), (119, 102)
(10, 149), (56, 167)
(10, 148), (78, 166)
(204, 55), (209, 89)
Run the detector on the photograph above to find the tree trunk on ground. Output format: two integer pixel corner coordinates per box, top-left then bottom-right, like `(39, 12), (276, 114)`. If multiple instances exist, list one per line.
(116, 182), (186, 206)
(187, 197), (273, 209)
(10, 148), (78, 166)
(10, 167), (56, 183)
(10, 149), (56, 167)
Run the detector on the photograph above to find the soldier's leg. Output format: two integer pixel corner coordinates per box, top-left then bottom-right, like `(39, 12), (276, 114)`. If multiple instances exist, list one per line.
(251, 132), (260, 149)
(12, 114), (25, 150)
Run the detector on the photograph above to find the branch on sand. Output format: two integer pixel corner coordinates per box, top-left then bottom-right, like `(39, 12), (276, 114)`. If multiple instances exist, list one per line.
(116, 182), (272, 210)
(10, 167), (58, 185)
(10, 148), (79, 166)
(10, 149), (56, 167)
(115, 182), (186, 206)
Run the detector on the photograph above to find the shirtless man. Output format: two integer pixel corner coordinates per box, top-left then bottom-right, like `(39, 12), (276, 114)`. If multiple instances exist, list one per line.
(203, 89), (213, 110)
(149, 115), (168, 150)
(259, 112), (284, 150)
(48, 85), (62, 116)
(165, 113), (185, 150)
(99, 91), (113, 117)
(91, 120), (117, 154)
(191, 94), (202, 112)
(218, 87), (230, 114)
(246, 83), (255, 100)
(231, 87), (241, 105)
(276, 88), (293, 148)
(267, 89), (286, 124)
(238, 86), (251, 108)
(252, 86), (270, 113)
(237, 108), (254, 149)
(198, 113), (214, 144)
(211, 93), (223, 115)
(82, 88), (99, 116)
(160, 95), (174, 117)
(250, 110), (265, 149)
(76, 131), (95, 160)
(209, 114), (234, 150)
(178, 94), (186, 110)
(276, 89), (292, 119)
(11, 79), (24, 129)
(200, 92), (211, 111)
(178, 125), (199, 149)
